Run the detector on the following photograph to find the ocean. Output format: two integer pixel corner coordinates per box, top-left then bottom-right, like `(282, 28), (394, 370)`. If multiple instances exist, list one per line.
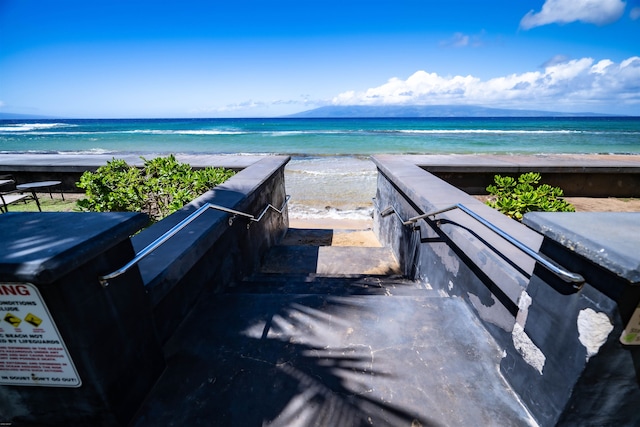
(1, 117), (639, 221)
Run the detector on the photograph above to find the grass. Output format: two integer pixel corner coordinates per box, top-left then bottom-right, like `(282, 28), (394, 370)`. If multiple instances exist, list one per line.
(2, 193), (81, 213)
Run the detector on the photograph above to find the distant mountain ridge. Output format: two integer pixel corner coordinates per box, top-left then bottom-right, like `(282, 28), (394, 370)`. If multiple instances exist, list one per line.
(287, 105), (611, 118)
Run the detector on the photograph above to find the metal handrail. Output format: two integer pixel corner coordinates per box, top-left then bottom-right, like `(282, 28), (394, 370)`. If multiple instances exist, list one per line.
(378, 201), (585, 288)
(98, 195), (290, 287)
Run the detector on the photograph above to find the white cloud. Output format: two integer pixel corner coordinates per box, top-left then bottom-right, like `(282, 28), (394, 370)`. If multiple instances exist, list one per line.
(215, 100), (266, 112)
(441, 33), (470, 48)
(631, 7), (640, 19)
(520, 0), (626, 29)
(331, 56), (640, 113)
(440, 31), (487, 48)
(541, 54), (571, 68)
(190, 95), (329, 117)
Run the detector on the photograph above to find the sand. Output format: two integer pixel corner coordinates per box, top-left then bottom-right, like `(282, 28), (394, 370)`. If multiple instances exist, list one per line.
(289, 196), (640, 247)
(474, 195), (640, 213)
(564, 197), (640, 212)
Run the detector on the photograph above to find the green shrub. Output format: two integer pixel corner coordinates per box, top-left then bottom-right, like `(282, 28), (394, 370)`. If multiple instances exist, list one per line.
(485, 172), (575, 220)
(76, 155), (235, 221)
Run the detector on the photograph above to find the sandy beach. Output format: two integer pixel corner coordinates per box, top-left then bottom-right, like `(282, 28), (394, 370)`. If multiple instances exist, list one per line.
(289, 195), (640, 239)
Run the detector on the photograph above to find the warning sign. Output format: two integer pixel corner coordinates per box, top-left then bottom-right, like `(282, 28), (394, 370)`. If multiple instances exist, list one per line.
(621, 303), (640, 346)
(0, 283), (81, 387)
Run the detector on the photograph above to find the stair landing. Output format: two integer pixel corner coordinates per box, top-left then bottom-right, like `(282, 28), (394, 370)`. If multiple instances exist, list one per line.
(260, 228), (401, 276)
(132, 228), (536, 427)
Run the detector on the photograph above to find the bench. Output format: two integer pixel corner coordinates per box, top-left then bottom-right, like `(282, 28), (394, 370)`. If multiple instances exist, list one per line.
(0, 176), (40, 213)
(0, 191), (32, 213)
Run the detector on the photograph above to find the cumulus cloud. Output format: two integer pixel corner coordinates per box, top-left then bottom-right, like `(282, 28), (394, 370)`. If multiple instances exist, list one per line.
(520, 0), (626, 29)
(331, 56), (640, 113)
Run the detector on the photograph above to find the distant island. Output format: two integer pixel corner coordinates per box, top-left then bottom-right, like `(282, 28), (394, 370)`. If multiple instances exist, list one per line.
(287, 105), (612, 118)
(0, 105), (618, 120)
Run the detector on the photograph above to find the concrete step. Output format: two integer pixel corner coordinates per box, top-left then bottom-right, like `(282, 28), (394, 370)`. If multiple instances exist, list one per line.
(259, 245), (402, 276)
(231, 273), (443, 297)
(280, 227), (383, 248)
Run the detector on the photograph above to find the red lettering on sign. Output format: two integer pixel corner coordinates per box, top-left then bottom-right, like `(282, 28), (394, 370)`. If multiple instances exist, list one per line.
(0, 285), (31, 296)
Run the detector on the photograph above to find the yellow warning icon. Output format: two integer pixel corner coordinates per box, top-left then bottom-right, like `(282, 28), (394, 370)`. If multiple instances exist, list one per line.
(3, 312), (22, 328)
(24, 313), (42, 328)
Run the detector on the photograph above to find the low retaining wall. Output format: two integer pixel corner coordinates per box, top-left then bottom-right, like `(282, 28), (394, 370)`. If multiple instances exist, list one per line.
(0, 154), (268, 192)
(372, 154), (640, 427)
(0, 155), (290, 426)
(401, 154), (640, 197)
(132, 155), (290, 343)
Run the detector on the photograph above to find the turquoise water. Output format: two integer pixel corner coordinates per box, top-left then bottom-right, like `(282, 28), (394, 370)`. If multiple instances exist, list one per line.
(1, 117), (639, 155)
(2, 117), (639, 220)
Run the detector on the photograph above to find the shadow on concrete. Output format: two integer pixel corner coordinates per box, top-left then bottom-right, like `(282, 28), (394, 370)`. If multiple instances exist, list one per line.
(133, 290), (446, 427)
(133, 223), (533, 427)
(280, 228), (335, 246)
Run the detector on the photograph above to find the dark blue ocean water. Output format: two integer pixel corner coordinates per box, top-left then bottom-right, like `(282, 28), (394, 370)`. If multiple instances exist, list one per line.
(2, 117), (639, 220)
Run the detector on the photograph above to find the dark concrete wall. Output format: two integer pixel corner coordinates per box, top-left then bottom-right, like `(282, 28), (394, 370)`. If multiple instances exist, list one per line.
(131, 156), (290, 344)
(373, 155), (538, 346)
(0, 154), (270, 192)
(0, 212), (164, 426)
(0, 155), (290, 426)
(372, 155), (640, 427)
(432, 170), (640, 197)
(519, 213), (640, 426)
(412, 153), (640, 197)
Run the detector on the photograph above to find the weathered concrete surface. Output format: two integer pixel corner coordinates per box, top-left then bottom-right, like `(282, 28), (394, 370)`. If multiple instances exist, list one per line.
(372, 154), (537, 338)
(132, 292), (535, 427)
(132, 227), (535, 427)
(372, 155), (640, 426)
(516, 211), (640, 426)
(524, 212), (640, 284)
(0, 212), (163, 427)
(132, 156), (290, 344)
(0, 212), (147, 284)
(0, 156), (291, 426)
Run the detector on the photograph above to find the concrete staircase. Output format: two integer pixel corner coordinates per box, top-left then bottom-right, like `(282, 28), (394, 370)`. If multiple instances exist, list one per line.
(133, 227), (536, 427)
(233, 227), (434, 297)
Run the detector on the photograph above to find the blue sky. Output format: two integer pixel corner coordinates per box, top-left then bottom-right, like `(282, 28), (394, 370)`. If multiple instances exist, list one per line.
(1, 0), (639, 118)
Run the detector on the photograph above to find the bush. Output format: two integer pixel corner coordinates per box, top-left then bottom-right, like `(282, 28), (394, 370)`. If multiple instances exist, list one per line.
(77, 155), (235, 221)
(485, 172), (575, 220)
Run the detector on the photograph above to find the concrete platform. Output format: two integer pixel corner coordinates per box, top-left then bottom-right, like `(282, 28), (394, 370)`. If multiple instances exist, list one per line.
(132, 292), (534, 427)
(132, 227), (535, 426)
